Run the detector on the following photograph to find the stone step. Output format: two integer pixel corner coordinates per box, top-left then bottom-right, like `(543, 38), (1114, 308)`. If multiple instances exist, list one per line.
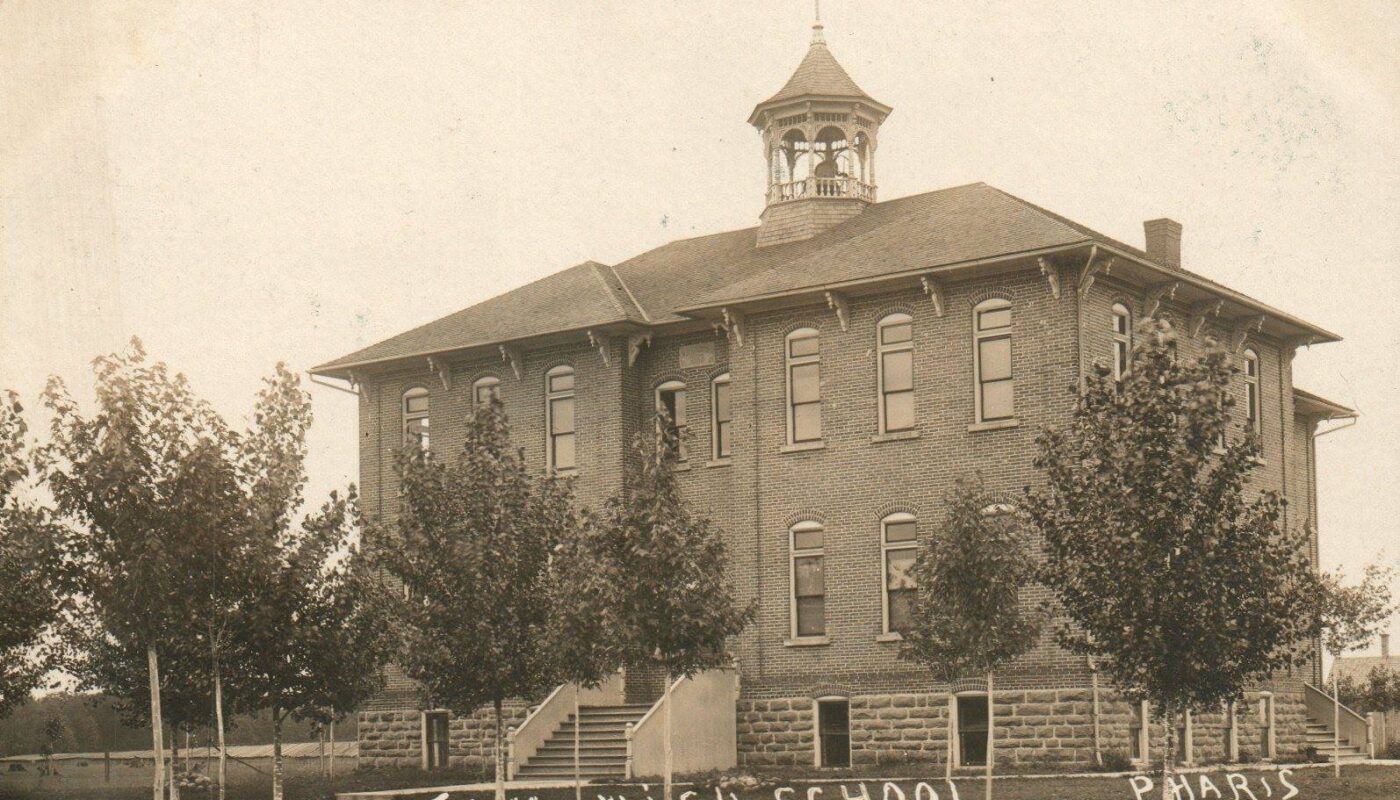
(555, 721), (635, 733)
(536, 745), (627, 758)
(525, 753), (627, 766)
(516, 764), (626, 778)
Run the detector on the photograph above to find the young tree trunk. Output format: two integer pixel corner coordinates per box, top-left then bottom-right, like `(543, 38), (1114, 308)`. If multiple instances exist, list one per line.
(329, 720), (336, 780)
(494, 698), (506, 800)
(213, 662), (226, 800)
(663, 673), (674, 800)
(984, 672), (994, 800)
(1090, 670), (1102, 768)
(573, 691), (582, 800)
(104, 749), (111, 784)
(1160, 706), (1176, 800)
(148, 647), (165, 800)
(1333, 672), (1342, 778)
(946, 692), (954, 781)
(271, 707), (284, 800)
(170, 726), (181, 800)
(318, 726), (326, 777)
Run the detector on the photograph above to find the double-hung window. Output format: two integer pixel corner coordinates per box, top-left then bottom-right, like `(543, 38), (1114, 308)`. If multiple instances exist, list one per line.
(711, 373), (732, 459)
(656, 380), (687, 460)
(1243, 349), (1260, 434)
(974, 299), (1014, 422)
(790, 522), (825, 638)
(786, 329), (822, 443)
(877, 314), (915, 433)
(881, 513), (917, 635)
(402, 387), (430, 450)
(473, 375), (501, 406)
(545, 366), (576, 471)
(1111, 303), (1132, 380)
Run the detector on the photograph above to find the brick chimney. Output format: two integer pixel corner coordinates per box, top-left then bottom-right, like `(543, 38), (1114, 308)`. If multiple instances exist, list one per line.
(1383, 632), (1391, 660)
(1144, 218), (1183, 268)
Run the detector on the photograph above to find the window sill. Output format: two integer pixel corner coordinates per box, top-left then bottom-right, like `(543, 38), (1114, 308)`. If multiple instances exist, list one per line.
(875, 632), (903, 643)
(705, 458), (733, 469)
(551, 468), (579, 478)
(967, 418), (1020, 433)
(871, 430), (920, 444)
(780, 440), (826, 454)
(673, 461), (693, 472)
(784, 636), (830, 648)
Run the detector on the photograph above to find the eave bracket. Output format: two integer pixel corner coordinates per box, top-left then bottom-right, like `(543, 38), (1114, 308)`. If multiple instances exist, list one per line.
(721, 307), (747, 348)
(1229, 315), (1266, 352)
(1038, 257), (1062, 300)
(1144, 281), (1179, 318)
(627, 333), (652, 367)
(825, 291), (850, 332)
(586, 330), (611, 367)
(919, 275), (946, 317)
(426, 357), (452, 391)
(1187, 299), (1223, 338)
(499, 344), (524, 380)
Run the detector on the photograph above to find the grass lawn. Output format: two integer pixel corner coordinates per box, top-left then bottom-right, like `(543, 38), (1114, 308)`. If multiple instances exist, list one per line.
(1, 764), (1396, 800)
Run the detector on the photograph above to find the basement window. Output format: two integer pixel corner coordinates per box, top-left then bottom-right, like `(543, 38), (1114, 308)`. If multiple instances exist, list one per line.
(816, 698), (850, 767)
(957, 695), (989, 767)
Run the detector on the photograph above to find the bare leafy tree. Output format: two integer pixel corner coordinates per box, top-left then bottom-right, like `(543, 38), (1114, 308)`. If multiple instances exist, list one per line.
(0, 392), (68, 718)
(374, 399), (568, 800)
(1024, 320), (1319, 798)
(898, 475), (1040, 797)
(43, 339), (244, 800)
(1316, 563), (1393, 775)
(589, 416), (753, 800)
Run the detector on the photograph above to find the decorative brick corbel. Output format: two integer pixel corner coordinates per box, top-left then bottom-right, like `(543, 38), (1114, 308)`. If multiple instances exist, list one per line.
(919, 275), (946, 317)
(627, 333), (652, 367)
(498, 344), (524, 380)
(586, 330), (611, 367)
(721, 307), (747, 348)
(426, 357), (451, 391)
(824, 291), (850, 332)
(1038, 257), (1062, 299)
(1143, 281), (1179, 318)
(1228, 315), (1266, 352)
(1187, 299), (1223, 338)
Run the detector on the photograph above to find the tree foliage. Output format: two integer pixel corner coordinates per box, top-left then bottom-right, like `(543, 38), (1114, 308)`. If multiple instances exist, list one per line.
(1316, 564), (1394, 660)
(899, 475), (1042, 683)
(374, 399), (569, 800)
(0, 392), (68, 716)
(590, 418), (753, 679)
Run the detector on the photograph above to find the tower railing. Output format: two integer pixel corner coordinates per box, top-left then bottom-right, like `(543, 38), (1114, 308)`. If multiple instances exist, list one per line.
(767, 176), (875, 205)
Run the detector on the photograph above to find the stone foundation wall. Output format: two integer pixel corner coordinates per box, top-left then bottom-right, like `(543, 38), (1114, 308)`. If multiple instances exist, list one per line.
(358, 703), (530, 770)
(737, 685), (1311, 770)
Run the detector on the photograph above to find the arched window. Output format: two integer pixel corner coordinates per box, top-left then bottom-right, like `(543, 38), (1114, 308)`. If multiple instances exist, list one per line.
(974, 299), (1014, 422)
(877, 313), (915, 433)
(402, 387), (430, 449)
(711, 372), (732, 460)
(1111, 303), (1132, 380)
(786, 328), (822, 444)
(545, 366), (576, 471)
(881, 513), (917, 635)
(472, 375), (501, 406)
(789, 521), (826, 639)
(655, 380), (687, 460)
(1243, 349), (1260, 434)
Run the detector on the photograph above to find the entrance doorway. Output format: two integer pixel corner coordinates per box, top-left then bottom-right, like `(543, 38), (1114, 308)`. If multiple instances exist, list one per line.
(957, 696), (989, 767)
(816, 699), (850, 767)
(424, 711), (449, 769)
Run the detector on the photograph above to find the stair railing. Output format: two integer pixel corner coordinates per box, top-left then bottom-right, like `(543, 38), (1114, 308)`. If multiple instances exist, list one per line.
(626, 668), (739, 780)
(1304, 682), (1374, 757)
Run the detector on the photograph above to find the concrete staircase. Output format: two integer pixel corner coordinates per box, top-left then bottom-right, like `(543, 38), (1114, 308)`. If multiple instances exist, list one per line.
(1304, 717), (1367, 762)
(515, 704), (650, 780)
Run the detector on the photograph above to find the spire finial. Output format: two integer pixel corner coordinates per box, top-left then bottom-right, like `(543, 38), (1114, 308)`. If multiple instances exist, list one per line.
(811, 0), (825, 45)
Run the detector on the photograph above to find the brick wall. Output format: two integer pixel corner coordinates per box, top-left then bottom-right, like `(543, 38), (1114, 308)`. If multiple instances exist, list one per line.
(349, 261), (1319, 768)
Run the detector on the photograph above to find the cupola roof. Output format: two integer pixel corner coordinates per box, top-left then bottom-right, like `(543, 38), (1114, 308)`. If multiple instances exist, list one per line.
(748, 24), (890, 125)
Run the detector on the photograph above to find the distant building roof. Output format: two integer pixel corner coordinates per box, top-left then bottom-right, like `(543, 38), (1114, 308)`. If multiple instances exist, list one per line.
(1329, 655), (1400, 685)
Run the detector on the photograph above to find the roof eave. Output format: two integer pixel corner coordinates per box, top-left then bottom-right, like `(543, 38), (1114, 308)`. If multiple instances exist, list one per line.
(747, 95), (893, 127)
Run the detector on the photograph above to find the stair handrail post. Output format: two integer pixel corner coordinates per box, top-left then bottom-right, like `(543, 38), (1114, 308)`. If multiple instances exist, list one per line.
(624, 722), (635, 780)
(506, 725), (518, 781)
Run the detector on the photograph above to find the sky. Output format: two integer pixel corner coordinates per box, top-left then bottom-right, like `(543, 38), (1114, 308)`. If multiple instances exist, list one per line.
(2, 1), (1398, 658)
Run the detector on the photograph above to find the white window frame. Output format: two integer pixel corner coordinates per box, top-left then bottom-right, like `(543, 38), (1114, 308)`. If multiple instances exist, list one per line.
(655, 380), (687, 461)
(1259, 691), (1276, 760)
(789, 521), (826, 640)
(876, 313), (915, 434)
(545, 365), (576, 472)
(880, 512), (917, 636)
(421, 709), (450, 770)
(1243, 349), (1260, 434)
(1111, 303), (1132, 381)
(402, 386), (430, 450)
(711, 372), (732, 460)
(785, 328), (822, 445)
(951, 690), (990, 769)
(812, 696), (851, 767)
(973, 298), (1014, 423)
(472, 375), (501, 407)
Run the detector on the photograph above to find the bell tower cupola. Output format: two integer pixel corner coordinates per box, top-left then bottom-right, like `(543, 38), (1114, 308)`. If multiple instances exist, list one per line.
(750, 8), (892, 248)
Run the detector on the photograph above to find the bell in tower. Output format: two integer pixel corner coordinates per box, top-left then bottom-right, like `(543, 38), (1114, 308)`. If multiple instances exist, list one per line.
(750, 13), (892, 248)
